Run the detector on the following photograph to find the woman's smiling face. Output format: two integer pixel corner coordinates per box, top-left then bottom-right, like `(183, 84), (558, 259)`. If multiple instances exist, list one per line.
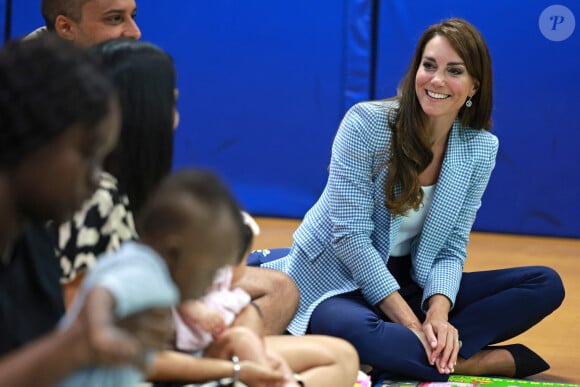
(415, 35), (479, 125)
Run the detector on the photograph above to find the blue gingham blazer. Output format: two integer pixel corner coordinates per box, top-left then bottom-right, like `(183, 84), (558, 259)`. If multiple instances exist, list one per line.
(263, 100), (499, 335)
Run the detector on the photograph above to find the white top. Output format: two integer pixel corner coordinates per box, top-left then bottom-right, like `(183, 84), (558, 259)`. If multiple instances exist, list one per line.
(390, 185), (436, 257)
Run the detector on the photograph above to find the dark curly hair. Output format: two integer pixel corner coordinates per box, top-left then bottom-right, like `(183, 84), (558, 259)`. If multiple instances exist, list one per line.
(92, 38), (176, 215)
(0, 34), (115, 167)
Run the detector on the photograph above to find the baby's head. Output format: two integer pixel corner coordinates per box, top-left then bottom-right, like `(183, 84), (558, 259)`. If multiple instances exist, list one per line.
(136, 169), (248, 300)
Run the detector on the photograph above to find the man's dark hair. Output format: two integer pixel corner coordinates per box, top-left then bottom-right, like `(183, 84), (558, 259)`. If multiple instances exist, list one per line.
(41, 0), (90, 30)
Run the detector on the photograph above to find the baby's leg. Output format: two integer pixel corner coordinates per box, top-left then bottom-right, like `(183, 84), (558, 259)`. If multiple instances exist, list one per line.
(206, 327), (301, 386)
(204, 326), (269, 365)
(265, 334), (360, 387)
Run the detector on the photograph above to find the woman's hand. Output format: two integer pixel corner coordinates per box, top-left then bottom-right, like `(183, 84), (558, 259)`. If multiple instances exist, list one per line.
(422, 295), (460, 374)
(377, 292), (432, 362)
(407, 325), (434, 363)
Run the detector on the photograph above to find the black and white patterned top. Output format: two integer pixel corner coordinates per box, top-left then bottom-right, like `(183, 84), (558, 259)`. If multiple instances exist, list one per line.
(56, 172), (138, 284)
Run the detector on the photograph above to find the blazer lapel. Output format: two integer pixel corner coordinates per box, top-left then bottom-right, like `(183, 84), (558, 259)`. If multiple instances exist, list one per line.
(415, 123), (474, 260)
(389, 184), (403, 248)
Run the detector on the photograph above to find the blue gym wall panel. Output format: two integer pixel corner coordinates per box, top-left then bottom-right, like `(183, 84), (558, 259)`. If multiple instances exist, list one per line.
(137, 0), (373, 218)
(10, 0), (374, 220)
(375, 1), (580, 238)
(9, 0), (42, 39)
(1, 0), (6, 42)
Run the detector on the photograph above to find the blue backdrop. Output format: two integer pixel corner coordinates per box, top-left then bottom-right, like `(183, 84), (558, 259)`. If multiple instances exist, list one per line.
(9, 1), (580, 238)
(375, 1), (580, 238)
(0, 0), (6, 42)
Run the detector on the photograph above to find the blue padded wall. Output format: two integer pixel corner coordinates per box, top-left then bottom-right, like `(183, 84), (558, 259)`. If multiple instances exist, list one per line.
(136, 0), (373, 218)
(9, 0), (42, 39)
(375, 1), (580, 238)
(9, 1), (579, 238)
(10, 0), (372, 219)
(0, 0), (5, 42)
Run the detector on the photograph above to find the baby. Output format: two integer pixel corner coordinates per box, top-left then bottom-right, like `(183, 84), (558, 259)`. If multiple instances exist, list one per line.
(172, 214), (363, 387)
(57, 169), (246, 386)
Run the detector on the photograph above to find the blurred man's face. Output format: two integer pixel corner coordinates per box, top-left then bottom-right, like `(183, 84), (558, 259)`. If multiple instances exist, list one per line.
(59, 0), (141, 47)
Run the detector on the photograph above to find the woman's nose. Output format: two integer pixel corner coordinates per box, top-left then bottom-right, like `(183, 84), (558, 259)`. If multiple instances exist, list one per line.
(431, 72), (446, 87)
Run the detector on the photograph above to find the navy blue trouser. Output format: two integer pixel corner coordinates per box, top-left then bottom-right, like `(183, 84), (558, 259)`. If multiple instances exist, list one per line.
(309, 256), (565, 381)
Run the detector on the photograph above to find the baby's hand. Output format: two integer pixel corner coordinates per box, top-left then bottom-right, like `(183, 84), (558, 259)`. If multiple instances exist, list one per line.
(117, 307), (174, 350)
(88, 323), (140, 366)
(178, 300), (226, 337)
(80, 287), (142, 366)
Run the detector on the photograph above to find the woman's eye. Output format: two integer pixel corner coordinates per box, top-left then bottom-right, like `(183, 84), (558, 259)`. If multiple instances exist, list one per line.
(422, 61), (434, 69)
(448, 68), (464, 76)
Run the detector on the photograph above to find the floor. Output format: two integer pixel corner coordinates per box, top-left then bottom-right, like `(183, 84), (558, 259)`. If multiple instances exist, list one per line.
(252, 217), (580, 383)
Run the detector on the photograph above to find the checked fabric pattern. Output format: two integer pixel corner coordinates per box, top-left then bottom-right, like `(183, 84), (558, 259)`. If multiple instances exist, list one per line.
(263, 100), (499, 335)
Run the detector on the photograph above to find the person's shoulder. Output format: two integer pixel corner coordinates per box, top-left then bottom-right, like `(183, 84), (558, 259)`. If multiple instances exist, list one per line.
(456, 119), (498, 149)
(116, 240), (158, 260)
(91, 171), (130, 209)
(468, 128), (499, 150)
(456, 125), (499, 165)
(90, 241), (161, 278)
(23, 27), (49, 41)
(99, 171), (120, 191)
(349, 98), (399, 117)
(343, 99), (398, 131)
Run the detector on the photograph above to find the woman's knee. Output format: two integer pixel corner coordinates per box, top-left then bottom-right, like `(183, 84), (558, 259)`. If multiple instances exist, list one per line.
(310, 297), (382, 341)
(534, 266), (565, 309)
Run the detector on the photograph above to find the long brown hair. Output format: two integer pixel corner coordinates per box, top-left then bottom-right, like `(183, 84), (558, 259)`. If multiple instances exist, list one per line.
(385, 18), (493, 216)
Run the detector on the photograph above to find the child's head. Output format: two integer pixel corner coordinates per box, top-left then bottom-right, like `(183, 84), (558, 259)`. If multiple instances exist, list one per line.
(91, 38), (177, 215)
(136, 169), (248, 300)
(0, 34), (119, 225)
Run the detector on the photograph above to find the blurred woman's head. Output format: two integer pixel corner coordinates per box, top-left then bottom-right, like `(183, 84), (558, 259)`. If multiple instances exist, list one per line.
(92, 38), (177, 215)
(0, 34), (119, 225)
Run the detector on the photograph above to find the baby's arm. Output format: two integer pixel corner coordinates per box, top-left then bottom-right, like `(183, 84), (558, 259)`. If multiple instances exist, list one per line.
(177, 299), (226, 337)
(82, 286), (140, 365)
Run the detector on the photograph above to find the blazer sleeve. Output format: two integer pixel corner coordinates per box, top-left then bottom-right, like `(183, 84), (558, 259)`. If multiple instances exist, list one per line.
(328, 102), (400, 305)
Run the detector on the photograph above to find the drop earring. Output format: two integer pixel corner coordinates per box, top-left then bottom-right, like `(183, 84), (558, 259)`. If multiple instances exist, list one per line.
(465, 96), (473, 108)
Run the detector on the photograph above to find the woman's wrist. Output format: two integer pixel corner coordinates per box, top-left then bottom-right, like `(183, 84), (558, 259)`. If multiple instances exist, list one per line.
(231, 355), (240, 383)
(426, 294), (451, 318)
(377, 292), (421, 329)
